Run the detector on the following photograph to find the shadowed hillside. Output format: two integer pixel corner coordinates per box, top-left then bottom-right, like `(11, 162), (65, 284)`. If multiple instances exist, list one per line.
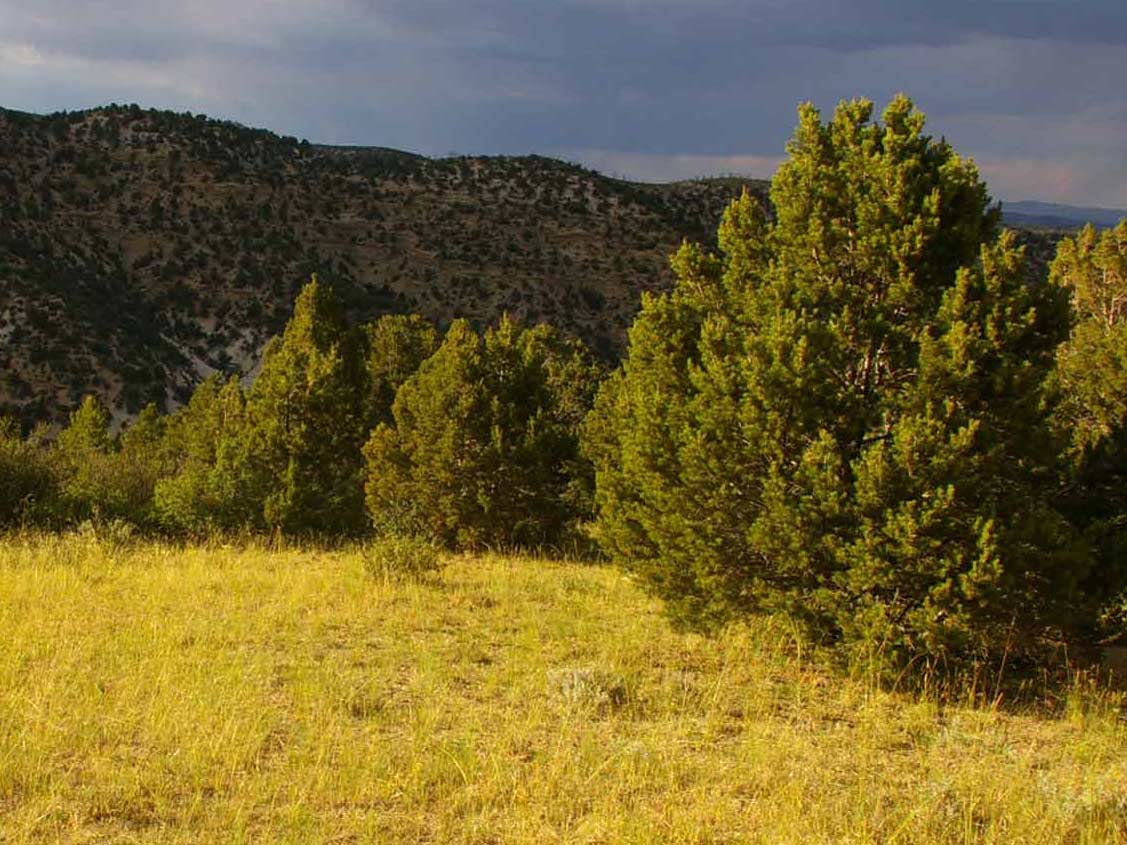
(0, 105), (764, 425)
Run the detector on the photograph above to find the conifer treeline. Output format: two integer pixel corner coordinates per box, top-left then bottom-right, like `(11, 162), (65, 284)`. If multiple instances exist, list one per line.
(0, 281), (600, 550)
(4, 96), (1127, 670)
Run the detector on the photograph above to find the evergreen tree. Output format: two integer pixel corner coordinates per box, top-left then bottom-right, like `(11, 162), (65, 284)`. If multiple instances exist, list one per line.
(1052, 222), (1127, 451)
(363, 313), (440, 430)
(1051, 220), (1127, 631)
(246, 277), (368, 536)
(585, 97), (1080, 666)
(57, 395), (112, 455)
(364, 319), (487, 544)
(364, 316), (598, 549)
(155, 376), (261, 534)
(112, 403), (172, 527)
(21, 398), (174, 530)
(54, 395), (118, 521)
(0, 419), (58, 528)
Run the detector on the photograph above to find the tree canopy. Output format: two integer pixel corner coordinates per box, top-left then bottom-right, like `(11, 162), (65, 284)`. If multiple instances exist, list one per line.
(1051, 221), (1127, 631)
(584, 96), (1083, 667)
(2, 97), (1126, 678)
(364, 316), (599, 550)
(246, 277), (369, 536)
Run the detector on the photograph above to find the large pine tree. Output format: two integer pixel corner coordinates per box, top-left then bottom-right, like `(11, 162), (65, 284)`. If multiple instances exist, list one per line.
(585, 97), (1082, 666)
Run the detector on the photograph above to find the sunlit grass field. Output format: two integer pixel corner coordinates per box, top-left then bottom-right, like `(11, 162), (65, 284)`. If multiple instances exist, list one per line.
(1, 533), (1124, 844)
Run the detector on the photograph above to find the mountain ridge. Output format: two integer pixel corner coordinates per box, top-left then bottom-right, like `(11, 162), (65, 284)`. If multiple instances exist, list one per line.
(0, 105), (1082, 428)
(0, 104), (764, 426)
(1001, 200), (1126, 231)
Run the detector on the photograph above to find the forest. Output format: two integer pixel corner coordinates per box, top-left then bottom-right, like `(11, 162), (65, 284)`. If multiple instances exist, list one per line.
(4, 96), (1127, 677)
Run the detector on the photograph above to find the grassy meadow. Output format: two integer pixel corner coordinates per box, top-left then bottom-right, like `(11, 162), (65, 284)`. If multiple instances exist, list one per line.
(0, 533), (1124, 844)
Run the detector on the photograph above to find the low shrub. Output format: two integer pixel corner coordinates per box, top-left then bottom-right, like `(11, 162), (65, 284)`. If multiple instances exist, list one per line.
(362, 535), (444, 583)
(546, 665), (628, 713)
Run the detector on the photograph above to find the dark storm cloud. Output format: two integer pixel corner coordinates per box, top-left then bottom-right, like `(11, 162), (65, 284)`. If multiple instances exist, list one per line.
(1, 0), (1125, 204)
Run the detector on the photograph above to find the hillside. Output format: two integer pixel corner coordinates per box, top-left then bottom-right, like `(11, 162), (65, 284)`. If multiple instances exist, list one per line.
(0, 106), (761, 425)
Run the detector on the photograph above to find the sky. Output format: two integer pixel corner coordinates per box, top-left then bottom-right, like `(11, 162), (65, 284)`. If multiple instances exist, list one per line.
(2, 0), (1125, 207)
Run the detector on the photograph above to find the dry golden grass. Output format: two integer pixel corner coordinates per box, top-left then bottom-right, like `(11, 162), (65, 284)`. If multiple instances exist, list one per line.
(0, 532), (1124, 843)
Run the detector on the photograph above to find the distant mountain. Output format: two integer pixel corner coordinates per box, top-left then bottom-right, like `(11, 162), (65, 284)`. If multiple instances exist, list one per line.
(0, 105), (763, 426)
(1002, 200), (1125, 231)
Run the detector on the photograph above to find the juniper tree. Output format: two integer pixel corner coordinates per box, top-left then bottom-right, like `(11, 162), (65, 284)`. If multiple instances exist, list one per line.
(54, 395), (116, 522)
(56, 395), (112, 455)
(1051, 220), (1127, 630)
(246, 277), (368, 536)
(363, 313), (439, 430)
(155, 375), (261, 534)
(364, 316), (598, 549)
(29, 399), (172, 529)
(585, 96), (1080, 667)
(113, 403), (172, 527)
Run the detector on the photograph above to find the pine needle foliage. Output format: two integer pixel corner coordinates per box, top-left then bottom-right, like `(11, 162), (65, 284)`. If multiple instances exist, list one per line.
(585, 96), (1082, 668)
(246, 277), (369, 536)
(364, 316), (598, 550)
(1051, 220), (1127, 633)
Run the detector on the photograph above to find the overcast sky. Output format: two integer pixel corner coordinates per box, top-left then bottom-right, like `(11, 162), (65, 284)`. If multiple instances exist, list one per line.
(2, 0), (1125, 207)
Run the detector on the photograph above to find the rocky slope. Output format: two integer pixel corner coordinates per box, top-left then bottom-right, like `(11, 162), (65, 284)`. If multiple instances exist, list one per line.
(0, 105), (761, 425)
(0, 105), (1067, 427)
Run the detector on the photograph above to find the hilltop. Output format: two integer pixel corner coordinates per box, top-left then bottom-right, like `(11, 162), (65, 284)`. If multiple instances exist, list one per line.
(0, 105), (761, 425)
